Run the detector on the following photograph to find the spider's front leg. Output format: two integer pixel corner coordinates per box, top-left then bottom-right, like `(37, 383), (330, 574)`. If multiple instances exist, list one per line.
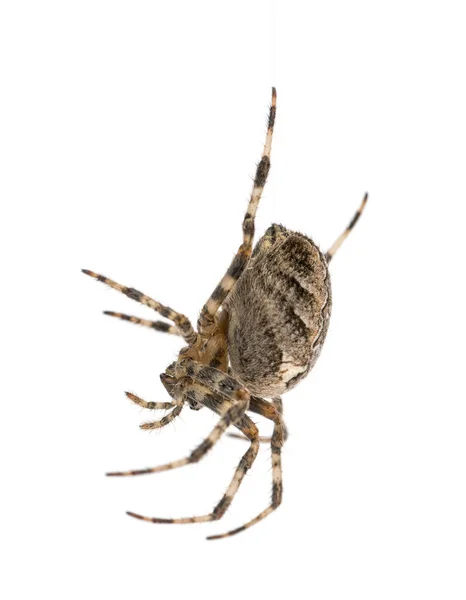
(115, 362), (262, 530)
(106, 361), (251, 477)
(122, 390), (182, 431)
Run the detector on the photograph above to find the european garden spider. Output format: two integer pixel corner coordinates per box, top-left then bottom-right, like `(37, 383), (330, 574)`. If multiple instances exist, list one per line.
(83, 88), (367, 539)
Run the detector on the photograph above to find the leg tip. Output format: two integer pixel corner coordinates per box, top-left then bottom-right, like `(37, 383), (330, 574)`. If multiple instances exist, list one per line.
(126, 511), (142, 520)
(206, 532), (227, 541)
(106, 470), (130, 477)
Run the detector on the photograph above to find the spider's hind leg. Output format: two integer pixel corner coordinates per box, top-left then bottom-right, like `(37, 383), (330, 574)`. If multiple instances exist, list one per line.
(198, 87), (277, 334)
(325, 192), (368, 263)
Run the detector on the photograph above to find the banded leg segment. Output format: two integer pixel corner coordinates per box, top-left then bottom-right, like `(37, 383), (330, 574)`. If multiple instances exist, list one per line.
(177, 358), (251, 404)
(125, 390), (184, 430)
(82, 269), (197, 345)
(208, 396), (285, 540)
(139, 404), (184, 431)
(104, 311), (180, 335)
(228, 396), (288, 443)
(127, 415), (260, 526)
(198, 88), (277, 334)
(125, 391), (176, 411)
(325, 192), (368, 263)
(107, 386), (249, 477)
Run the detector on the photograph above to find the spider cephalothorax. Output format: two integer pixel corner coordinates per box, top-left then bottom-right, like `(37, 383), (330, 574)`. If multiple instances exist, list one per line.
(83, 88), (367, 539)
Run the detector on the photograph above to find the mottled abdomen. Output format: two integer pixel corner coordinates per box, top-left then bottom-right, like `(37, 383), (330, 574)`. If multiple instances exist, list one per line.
(224, 224), (332, 397)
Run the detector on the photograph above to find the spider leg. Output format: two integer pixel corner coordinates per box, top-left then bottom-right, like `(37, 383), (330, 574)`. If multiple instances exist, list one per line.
(227, 396), (288, 443)
(127, 414), (259, 526)
(139, 405), (184, 431)
(227, 433), (276, 443)
(198, 87), (276, 334)
(103, 311), (180, 335)
(208, 396), (285, 540)
(324, 192), (368, 263)
(106, 370), (250, 477)
(123, 391), (183, 430)
(125, 391), (177, 411)
(176, 358), (250, 403)
(81, 269), (197, 345)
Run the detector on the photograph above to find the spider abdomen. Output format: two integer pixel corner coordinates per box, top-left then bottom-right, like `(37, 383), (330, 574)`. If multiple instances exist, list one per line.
(225, 224), (332, 397)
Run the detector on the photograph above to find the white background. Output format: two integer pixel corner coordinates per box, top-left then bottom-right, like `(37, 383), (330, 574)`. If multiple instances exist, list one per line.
(1, 1), (465, 598)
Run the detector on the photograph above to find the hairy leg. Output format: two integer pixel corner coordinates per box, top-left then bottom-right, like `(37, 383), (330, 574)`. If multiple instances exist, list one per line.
(138, 405), (184, 431)
(208, 396), (285, 539)
(176, 358), (251, 404)
(228, 396), (288, 443)
(127, 414), (259, 526)
(125, 391), (176, 411)
(103, 311), (179, 335)
(106, 370), (250, 477)
(82, 269), (197, 344)
(198, 88), (277, 334)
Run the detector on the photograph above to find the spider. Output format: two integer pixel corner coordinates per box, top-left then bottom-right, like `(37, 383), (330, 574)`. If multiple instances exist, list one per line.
(83, 88), (367, 539)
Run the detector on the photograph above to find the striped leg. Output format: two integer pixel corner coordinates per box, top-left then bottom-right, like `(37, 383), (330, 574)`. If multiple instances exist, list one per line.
(208, 396), (285, 540)
(227, 396), (288, 443)
(125, 391), (176, 411)
(106, 382), (250, 477)
(103, 311), (179, 335)
(197, 87), (277, 334)
(324, 192), (368, 263)
(127, 414), (259, 527)
(125, 391), (183, 430)
(139, 404), (184, 431)
(176, 358), (251, 405)
(82, 269), (197, 345)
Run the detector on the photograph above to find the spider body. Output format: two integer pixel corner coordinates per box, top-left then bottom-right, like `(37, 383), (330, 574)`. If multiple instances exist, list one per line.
(225, 225), (331, 397)
(83, 88), (367, 539)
